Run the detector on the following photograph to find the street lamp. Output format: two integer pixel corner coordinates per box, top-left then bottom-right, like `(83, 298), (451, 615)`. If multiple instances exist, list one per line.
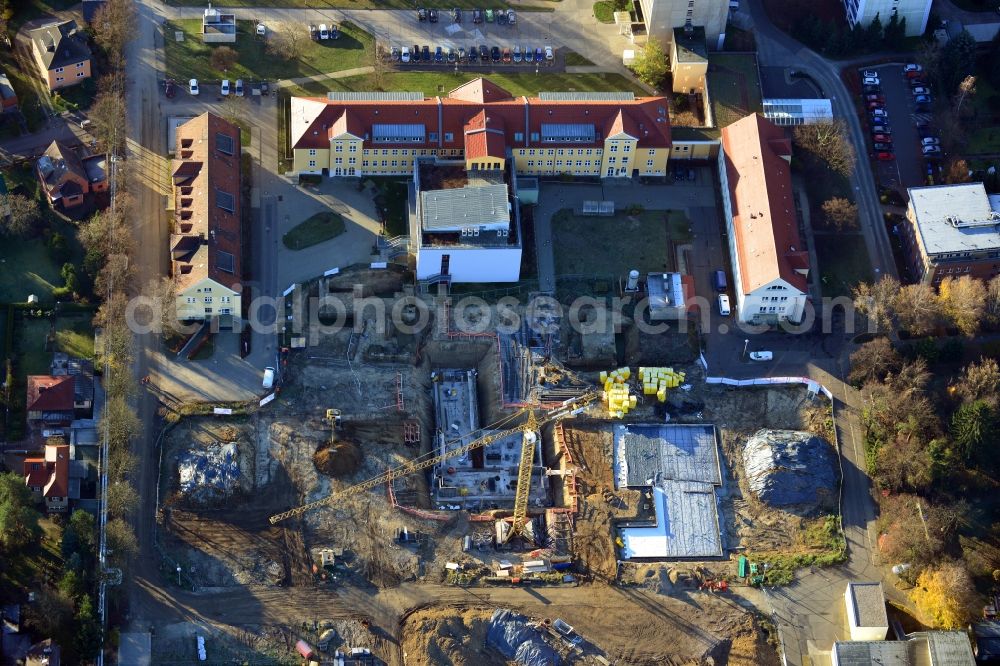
(176, 565), (182, 586)
(742, 338), (749, 360)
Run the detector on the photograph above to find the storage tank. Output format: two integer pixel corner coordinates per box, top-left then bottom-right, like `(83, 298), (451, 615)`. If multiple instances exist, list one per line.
(626, 269), (640, 292)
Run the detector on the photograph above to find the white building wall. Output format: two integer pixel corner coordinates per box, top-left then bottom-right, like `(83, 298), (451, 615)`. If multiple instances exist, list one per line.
(638, 0), (729, 49)
(844, 0), (931, 37)
(844, 585), (890, 642)
(740, 278), (807, 324)
(416, 246), (522, 283)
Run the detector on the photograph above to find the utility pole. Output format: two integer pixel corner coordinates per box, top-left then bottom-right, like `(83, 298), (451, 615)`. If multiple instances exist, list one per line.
(915, 500), (931, 543)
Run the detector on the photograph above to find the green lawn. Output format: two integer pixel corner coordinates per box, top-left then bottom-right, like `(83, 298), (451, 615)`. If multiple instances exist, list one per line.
(0, 518), (63, 606)
(969, 126), (1000, 155)
(707, 53), (763, 130)
(815, 233), (873, 298)
(285, 70), (646, 98)
(551, 209), (691, 277)
(50, 78), (97, 114)
(564, 50), (597, 67)
(165, 19), (373, 82)
(282, 211), (346, 249)
(593, 1), (616, 22)
(0, 240), (66, 303)
(16, 313), (96, 376)
(0, 50), (44, 132)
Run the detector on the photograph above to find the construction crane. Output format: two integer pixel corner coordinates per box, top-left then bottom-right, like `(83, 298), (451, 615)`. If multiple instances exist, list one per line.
(268, 391), (598, 525)
(502, 409), (539, 543)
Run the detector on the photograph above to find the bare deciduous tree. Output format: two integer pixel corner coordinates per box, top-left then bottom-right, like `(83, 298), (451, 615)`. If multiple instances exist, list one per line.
(938, 275), (985, 337)
(793, 120), (856, 176)
(106, 481), (139, 518)
(955, 74), (977, 115)
(954, 357), (1000, 406)
(92, 0), (136, 66)
(89, 77), (128, 153)
(853, 276), (900, 332)
(848, 337), (902, 386)
(266, 23), (306, 61)
(0, 193), (40, 237)
(821, 197), (859, 231)
(894, 282), (942, 336)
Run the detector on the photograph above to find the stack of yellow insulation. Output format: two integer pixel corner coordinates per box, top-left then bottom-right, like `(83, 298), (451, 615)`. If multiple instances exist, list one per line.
(600, 367), (636, 418)
(639, 367), (686, 402)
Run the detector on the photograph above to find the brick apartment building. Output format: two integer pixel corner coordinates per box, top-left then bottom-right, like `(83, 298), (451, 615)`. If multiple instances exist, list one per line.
(903, 182), (1000, 286)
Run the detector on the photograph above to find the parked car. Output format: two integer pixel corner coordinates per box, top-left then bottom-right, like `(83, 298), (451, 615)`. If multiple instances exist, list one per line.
(911, 86), (930, 95)
(903, 63), (923, 72)
(309, 24), (317, 40)
(863, 85), (882, 94)
(220, 79), (231, 96)
(922, 145), (942, 156)
(544, 45), (554, 60)
(235, 79), (244, 96)
(447, 47), (456, 63)
(872, 133), (892, 143)
(749, 351), (773, 361)
(712, 269), (727, 293)
(535, 47), (544, 61)
(866, 101), (884, 110)
(390, 46), (400, 61)
(873, 142), (892, 151)
(401, 46), (411, 63)
(871, 108), (888, 119)
(507, 9), (516, 24)
(189, 78), (199, 95)
(329, 23), (339, 39)
(862, 69), (879, 78)
(468, 45), (478, 62)
(480, 45), (489, 60)
(862, 76), (880, 86)
(865, 94), (885, 103)
(319, 23), (330, 39)
(909, 77), (928, 87)
(263, 367), (276, 389)
(164, 78), (176, 98)
(422, 45), (431, 61)
(921, 137), (941, 146)
(453, 8), (461, 22)
(417, 7), (427, 21)
(876, 152), (895, 161)
(871, 124), (891, 135)
(473, 9), (483, 23)
(523, 45), (533, 62)
(435, 45), (444, 62)
(717, 294), (731, 317)
(485, 8), (495, 22)
(428, 8), (439, 22)
(497, 9), (507, 24)
(413, 44), (421, 62)
(513, 45), (521, 62)
(502, 47), (511, 63)
(491, 45), (501, 62)
(458, 47), (466, 62)
(914, 94), (932, 104)
(905, 69), (923, 79)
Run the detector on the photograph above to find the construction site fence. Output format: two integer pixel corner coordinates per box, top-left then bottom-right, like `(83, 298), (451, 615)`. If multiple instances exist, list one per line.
(704, 375), (834, 400)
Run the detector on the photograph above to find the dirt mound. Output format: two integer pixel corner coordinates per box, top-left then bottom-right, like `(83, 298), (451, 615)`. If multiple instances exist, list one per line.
(401, 608), (506, 666)
(713, 613), (781, 666)
(313, 438), (363, 478)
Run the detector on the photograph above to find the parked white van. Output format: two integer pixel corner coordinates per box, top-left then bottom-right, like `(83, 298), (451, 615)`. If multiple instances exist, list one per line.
(262, 367), (276, 389)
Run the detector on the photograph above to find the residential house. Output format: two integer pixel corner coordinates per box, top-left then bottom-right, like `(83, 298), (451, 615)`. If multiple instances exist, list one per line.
(634, 0), (729, 50)
(36, 140), (108, 210)
(0, 71), (17, 112)
(27, 20), (92, 91)
(411, 162), (522, 284)
(171, 113), (243, 327)
(23, 442), (71, 513)
(290, 78), (672, 180)
(50, 352), (95, 418)
(841, 0), (931, 38)
(718, 113), (809, 325)
(902, 182), (1000, 286)
(25, 638), (61, 666)
(845, 582), (888, 642)
(26, 375), (75, 434)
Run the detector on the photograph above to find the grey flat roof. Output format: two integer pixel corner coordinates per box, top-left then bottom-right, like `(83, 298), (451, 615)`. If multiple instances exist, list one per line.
(673, 26), (708, 63)
(420, 184), (509, 232)
(538, 91), (635, 101)
(925, 631), (976, 665)
(908, 182), (1000, 255)
(647, 272), (686, 312)
(832, 641), (910, 666)
(848, 582), (888, 629)
(614, 423), (721, 488)
(833, 632), (975, 666)
(327, 91), (425, 101)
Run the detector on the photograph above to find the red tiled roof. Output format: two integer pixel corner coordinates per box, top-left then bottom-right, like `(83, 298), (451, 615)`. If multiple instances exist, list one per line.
(23, 457), (48, 487)
(171, 113), (242, 292)
(22, 443), (69, 499)
(290, 78), (671, 152)
(26, 375), (74, 413)
(464, 110), (507, 160)
(721, 113), (808, 294)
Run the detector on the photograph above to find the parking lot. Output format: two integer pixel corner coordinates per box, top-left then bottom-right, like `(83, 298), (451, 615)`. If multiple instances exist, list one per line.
(862, 63), (937, 191)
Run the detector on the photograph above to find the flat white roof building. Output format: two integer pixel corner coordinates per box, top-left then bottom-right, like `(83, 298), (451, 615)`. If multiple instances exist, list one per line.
(845, 582), (889, 642)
